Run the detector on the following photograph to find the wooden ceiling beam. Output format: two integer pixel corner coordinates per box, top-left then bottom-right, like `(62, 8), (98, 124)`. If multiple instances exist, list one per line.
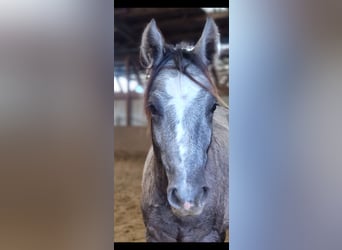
(154, 13), (227, 31)
(205, 11), (229, 20)
(115, 8), (184, 18)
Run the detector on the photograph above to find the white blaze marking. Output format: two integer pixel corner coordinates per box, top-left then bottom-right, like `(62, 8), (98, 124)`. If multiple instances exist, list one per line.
(164, 72), (202, 189)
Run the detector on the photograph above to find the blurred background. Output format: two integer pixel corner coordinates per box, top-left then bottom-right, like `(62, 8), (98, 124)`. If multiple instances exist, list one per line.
(114, 7), (229, 242)
(0, 1), (113, 250)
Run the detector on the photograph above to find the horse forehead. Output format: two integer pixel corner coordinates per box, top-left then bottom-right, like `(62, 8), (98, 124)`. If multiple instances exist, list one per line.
(162, 72), (203, 102)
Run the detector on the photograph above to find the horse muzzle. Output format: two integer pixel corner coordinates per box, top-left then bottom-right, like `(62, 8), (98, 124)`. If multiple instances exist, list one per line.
(167, 185), (209, 216)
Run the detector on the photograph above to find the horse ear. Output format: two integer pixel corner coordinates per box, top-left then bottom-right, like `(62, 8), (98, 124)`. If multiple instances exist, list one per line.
(140, 19), (165, 68)
(194, 18), (220, 65)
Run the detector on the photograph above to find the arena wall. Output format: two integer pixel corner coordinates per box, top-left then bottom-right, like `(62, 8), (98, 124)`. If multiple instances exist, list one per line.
(114, 127), (151, 156)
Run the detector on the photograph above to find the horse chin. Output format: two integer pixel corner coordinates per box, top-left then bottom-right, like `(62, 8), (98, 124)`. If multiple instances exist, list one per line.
(171, 206), (204, 217)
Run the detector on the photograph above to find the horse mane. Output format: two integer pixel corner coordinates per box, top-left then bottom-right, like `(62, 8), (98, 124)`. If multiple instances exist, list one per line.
(142, 42), (227, 125)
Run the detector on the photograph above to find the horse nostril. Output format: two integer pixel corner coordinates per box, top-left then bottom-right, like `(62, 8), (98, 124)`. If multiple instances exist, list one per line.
(171, 188), (177, 199)
(202, 186), (209, 200)
(168, 187), (182, 208)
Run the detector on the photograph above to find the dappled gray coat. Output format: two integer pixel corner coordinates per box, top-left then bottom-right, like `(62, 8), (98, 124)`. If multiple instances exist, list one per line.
(141, 105), (228, 242)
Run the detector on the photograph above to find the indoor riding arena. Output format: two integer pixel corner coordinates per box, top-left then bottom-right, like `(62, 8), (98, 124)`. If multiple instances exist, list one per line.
(114, 8), (229, 242)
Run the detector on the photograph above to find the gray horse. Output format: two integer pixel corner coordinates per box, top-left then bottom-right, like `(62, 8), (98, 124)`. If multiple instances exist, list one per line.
(140, 18), (228, 242)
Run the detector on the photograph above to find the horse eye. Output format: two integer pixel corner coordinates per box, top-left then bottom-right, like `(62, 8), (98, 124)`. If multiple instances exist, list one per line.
(211, 103), (218, 113)
(149, 104), (159, 116)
